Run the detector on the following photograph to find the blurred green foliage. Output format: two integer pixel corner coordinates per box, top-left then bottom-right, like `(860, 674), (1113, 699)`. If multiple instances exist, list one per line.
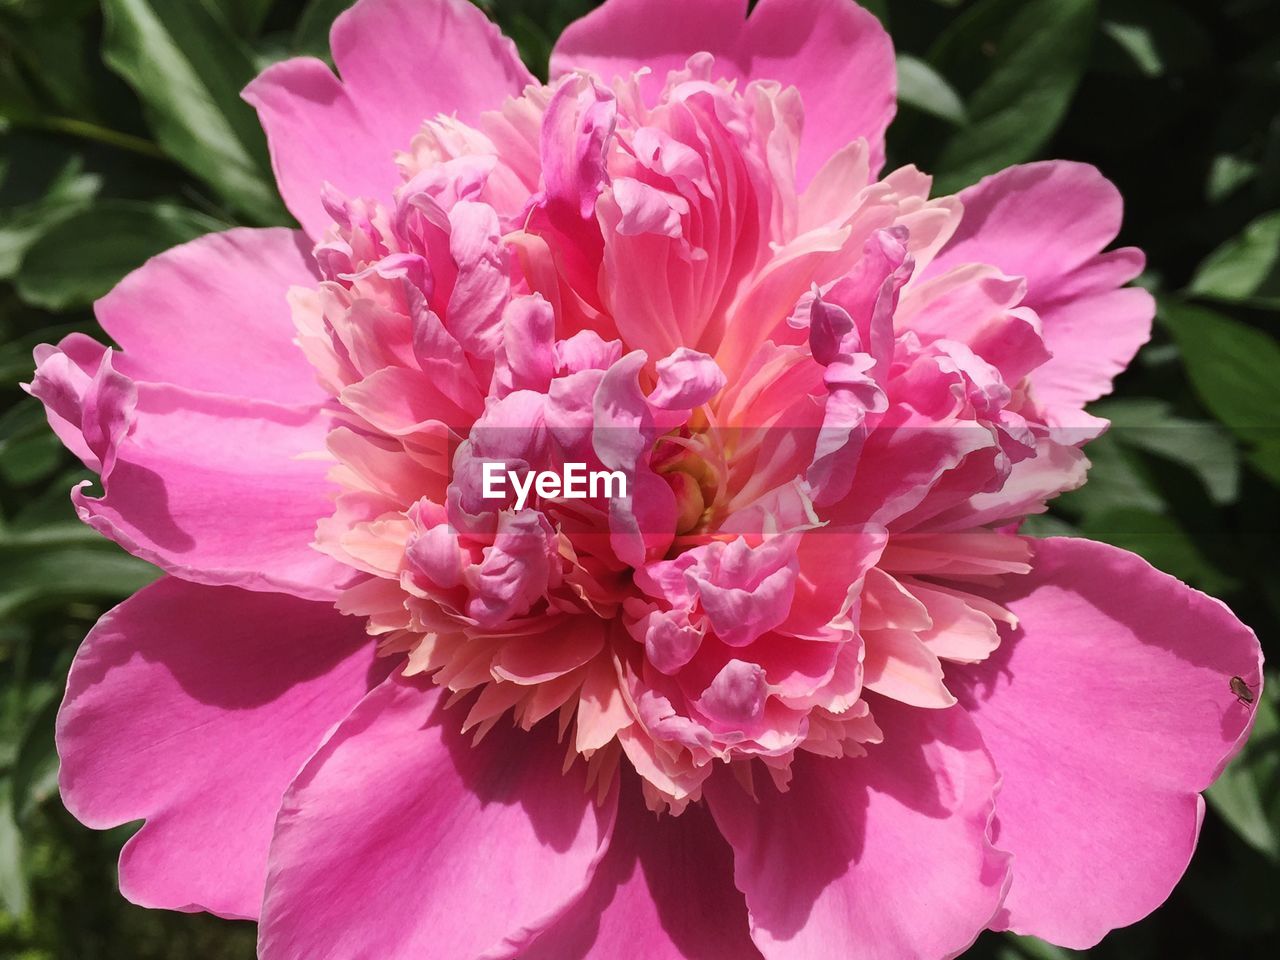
(0, 0), (1277, 956)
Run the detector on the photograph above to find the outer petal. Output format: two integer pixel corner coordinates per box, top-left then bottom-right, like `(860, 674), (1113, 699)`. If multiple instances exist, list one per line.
(552, 0), (896, 179)
(78, 384), (346, 600)
(244, 0), (534, 237)
(29, 336), (348, 600)
(926, 161), (1155, 412)
(96, 228), (324, 405)
(706, 699), (1009, 960)
(56, 578), (378, 920)
(258, 676), (618, 960)
(523, 774), (761, 960)
(954, 537), (1263, 948)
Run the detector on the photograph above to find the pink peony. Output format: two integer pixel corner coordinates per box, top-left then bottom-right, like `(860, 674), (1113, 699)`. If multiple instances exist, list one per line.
(28, 0), (1263, 957)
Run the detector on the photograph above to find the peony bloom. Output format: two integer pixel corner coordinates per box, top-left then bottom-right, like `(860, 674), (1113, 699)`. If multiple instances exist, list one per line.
(27, 0), (1263, 956)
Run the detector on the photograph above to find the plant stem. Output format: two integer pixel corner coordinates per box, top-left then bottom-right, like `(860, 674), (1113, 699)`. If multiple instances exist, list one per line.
(24, 116), (167, 161)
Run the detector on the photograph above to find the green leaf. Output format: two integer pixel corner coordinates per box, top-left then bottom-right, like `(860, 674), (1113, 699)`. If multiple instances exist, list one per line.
(0, 541), (159, 621)
(202, 0), (276, 36)
(0, 323), (93, 385)
(9, 691), (57, 825)
(930, 0), (1097, 195)
(0, 433), (62, 487)
(4, 466), (96, 533)
(1249, 440), (1280, 487)
(1100, 20), (1163, 77)
(15, 200), (222, 311)
(101, 0), (288, 222)
(1055, 431), (1164, 518)
(859, 0), (888, 25)
(0, 780), (27, 917)
(896, 54), (967, 126)
(0, 157), (100, 280)
(1207, 153), (1260, 204)
(494, 11), (554, 75)
(1189, 210), (1280, 308)
(1207, 676), (1280, 861)
(1093, 397), (1241, 505)
(0, 0), (97, 20)
(999, 933), (1086, 960)
(1158, 299), (1280, 441)
(293, 0), (352, 60)
(0, 13), (101, 120)
(1078, 507), (1237, 595)
(1018, 514), (1080, 538)
(1094, 0), (1213, 79)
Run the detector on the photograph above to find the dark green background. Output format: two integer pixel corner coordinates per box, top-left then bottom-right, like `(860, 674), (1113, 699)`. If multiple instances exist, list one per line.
(1, 0), (1277, 956)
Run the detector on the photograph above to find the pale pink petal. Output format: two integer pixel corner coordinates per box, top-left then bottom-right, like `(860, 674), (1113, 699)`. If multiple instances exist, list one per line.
(706, 699), (1008, 959)
(524, 776), (761, 959)
(927, 161), (1154, 410)
(57, 578), (377, 920)
(954, 537), (1263, 948)
(862, 628), (956, 708)
(492, 619), (605, 685)
(340, 366), (477, 434)
(784, 527), (886, 639)
(96, 228), (324, 405)
(552, 0), (896, 179)
(245, 0), (533, 236)
(258, 675), (617, 960)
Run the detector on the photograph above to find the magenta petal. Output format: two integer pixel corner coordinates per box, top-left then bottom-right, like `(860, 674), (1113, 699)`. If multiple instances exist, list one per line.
(57, 578), (377, 919)
(258, 676), (618, 960)
(524, 776), (761, 960)
(30, 335), (348, 599)
(243, 58), (377, 238)
(955, 537), (1263, 948)
(72, 384), (348, 600)
(706, 700), (1008, 960)
(96, 228), (324, 405)
(244, 0), (533, 237)
(552, 0), (895, 179)
(927, 161), (1155, 412)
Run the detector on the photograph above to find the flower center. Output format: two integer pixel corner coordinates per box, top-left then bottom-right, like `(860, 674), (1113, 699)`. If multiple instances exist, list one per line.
(653, 427), (725, 535)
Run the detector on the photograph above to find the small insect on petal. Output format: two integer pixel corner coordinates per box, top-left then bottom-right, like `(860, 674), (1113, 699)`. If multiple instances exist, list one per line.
(1230, 676), (1255, 706)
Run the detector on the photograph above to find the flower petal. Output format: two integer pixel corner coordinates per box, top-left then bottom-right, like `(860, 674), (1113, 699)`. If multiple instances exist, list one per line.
(56, 578), (377, 920)
(84, 391), (344, 598)
(244, 0), (533, 237)
(954, 537), (1263, 948)
(552, 0), (895, 179)
(95, 228), (324, 405)
(927, 161), (1154, 413)
(258, 675), (618, 960)
(524, 775), (761, 959)
(706, 699), (1008, 959)
(30, 337), (348, 599)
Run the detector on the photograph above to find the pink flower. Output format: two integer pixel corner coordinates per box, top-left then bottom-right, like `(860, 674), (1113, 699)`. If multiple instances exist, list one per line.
(27, 0), (1262, 957)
